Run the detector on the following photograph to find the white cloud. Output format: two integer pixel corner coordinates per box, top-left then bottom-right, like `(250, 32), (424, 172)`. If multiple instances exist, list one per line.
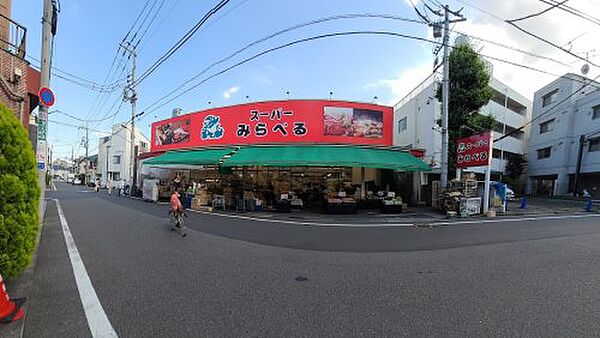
(222, 86), (240, 100)
(370, 0), (600, 105)
(364, 62), (436, 106)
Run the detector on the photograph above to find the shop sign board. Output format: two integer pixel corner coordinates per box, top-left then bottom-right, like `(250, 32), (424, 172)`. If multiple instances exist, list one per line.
(151, 100), (393, 151)
(456, 132), (493, 169)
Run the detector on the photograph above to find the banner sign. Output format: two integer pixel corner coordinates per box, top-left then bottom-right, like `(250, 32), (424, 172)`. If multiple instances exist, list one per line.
(151, 100), (392, 151)
(456, 131), (493, 168)
(37, 119), (47, 141)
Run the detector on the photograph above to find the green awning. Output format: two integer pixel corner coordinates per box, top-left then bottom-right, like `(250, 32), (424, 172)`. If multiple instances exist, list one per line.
(222, 146), (430, 171)
(144, 148), (234, 166)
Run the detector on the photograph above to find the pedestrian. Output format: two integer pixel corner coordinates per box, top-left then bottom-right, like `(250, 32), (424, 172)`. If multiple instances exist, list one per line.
(94, 178), (100, 193)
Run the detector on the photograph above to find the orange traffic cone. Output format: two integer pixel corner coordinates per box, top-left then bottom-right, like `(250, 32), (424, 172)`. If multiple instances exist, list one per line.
(0, 273), (25, 323)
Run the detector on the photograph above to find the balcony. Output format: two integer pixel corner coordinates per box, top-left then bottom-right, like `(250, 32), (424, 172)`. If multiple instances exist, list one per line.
(0, 13), (26, 58)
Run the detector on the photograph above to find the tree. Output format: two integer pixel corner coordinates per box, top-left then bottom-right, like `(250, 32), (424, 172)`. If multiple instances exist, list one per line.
(506, 154), (526, 179)
(0, 104), (40, 277)
(436, 42), (494, 176)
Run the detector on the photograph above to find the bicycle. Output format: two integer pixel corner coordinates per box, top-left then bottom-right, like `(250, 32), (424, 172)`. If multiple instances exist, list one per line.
(169, 208), (188, 237)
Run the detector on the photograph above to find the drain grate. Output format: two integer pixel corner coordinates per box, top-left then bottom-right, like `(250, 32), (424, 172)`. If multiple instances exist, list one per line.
(295, 276), (308, 282)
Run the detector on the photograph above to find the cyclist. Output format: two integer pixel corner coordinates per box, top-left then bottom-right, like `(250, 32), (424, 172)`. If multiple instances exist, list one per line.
(169, 190), (187, 237)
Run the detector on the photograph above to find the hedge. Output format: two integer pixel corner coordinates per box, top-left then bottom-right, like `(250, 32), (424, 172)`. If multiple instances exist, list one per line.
(0, 104), (40, 277)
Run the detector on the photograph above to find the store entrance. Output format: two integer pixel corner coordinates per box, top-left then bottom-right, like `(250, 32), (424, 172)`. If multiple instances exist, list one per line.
(140, 165), (409, 214)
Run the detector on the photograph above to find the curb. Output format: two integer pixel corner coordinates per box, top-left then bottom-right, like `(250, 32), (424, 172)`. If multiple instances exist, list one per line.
(2, 199), (48, 338)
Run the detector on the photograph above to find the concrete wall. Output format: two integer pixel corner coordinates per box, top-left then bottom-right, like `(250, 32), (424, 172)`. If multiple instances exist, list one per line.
(393, 77), (531, 175)
(527, 73), (600, 195)
(97, 124), (150, 187)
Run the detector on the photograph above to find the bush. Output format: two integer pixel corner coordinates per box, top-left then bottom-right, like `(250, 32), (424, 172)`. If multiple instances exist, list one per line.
(0, 104), (40, 277)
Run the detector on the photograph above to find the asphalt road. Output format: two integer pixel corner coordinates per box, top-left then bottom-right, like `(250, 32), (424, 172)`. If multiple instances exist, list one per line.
(22, 182), (600, 337)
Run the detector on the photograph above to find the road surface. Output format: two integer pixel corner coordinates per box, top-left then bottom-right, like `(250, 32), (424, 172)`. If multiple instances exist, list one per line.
(21, 182), (600, 337)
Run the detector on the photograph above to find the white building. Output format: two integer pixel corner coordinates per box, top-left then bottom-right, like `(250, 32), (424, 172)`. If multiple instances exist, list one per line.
(97, 123), (149, 188)
(527, 73), (600, 197)
(394, 77), (531, 176)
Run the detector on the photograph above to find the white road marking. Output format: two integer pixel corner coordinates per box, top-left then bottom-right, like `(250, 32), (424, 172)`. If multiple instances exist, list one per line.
(52, 182), (57, 191)
(53, 199), (118, 337)
(186, 208), (600, 228)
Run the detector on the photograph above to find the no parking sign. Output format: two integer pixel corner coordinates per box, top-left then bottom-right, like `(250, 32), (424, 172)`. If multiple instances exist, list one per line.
(38, 87), (55, 107)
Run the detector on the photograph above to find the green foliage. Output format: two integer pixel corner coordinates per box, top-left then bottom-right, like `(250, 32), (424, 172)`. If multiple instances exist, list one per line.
(0, 104), (40, 277)
(506, 154), (526, 179)
(436, 43), (494, 174)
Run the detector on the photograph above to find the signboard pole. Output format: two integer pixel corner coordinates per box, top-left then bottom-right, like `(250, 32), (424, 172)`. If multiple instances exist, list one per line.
(483, 132), (494, 214)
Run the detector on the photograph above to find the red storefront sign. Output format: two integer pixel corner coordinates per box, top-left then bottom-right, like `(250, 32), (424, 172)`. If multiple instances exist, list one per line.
(151, 100), (392, 151)
(456, 132), (493, 168)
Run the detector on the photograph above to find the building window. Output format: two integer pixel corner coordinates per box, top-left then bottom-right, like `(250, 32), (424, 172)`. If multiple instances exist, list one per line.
(593, 105), (600, 119)
(140, 141), (148, 150)
(397, 117), (407, 133)
(537, 147), (552, 159)
(589, 138), (600, 152)
(539, 119), (554, 134)
(542, 89), (558, 107)
(113, 155), (121, 164)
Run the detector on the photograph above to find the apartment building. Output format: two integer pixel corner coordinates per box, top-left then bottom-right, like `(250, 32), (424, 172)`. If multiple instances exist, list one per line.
(97, 123), (149, 188)
(527, 73), (600, 197)
(394, 77), (531, 180)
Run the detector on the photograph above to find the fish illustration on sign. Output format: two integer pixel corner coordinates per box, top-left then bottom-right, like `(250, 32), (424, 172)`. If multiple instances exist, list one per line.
(201, 115), (224, 140)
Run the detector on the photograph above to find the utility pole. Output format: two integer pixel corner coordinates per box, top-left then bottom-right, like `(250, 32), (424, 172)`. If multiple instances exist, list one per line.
(120, 41), (137, 193)
(38, 0), (55, 215)
(573, 135), (585, 196)
(79, 123), (89, 184)
(438, 5), (466, 190)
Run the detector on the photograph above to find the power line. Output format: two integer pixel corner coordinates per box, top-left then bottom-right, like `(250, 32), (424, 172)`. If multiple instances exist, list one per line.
(137, 0), (182, 53)
(453, 0), (599, 67)
(140, 13), (427, 114)
(539, 0), (600, 27)
(507, 0), (569, 23)
(139, 29), (595, 120)
(134, 0), (231, 86)
(453, 30), (570, 67)
(121, 0), (154, 43)
(506, 20), (600, 68)
(394, 63), (443, 108)
(27, 56), (124, 92)
(133, 0), (166, 49)
(50, 109), (119, 123)
(139, 13), (571, 115)
(128, 0), (161, 48)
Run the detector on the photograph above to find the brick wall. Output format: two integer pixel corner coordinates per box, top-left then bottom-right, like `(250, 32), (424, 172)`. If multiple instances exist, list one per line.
(0, 47), (29, 126)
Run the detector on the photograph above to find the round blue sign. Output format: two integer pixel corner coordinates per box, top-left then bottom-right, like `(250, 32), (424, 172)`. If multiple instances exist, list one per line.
(38, 87), (55, 107)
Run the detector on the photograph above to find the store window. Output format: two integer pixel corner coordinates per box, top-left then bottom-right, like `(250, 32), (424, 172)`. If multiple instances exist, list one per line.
(537, 146), (552, 159)
(397, 117), (407, 133)
(589, 137), (600, 152)
(542, 89), (558, 107)
(539, 119), (554, 134)
(113, 155), (121, 164)
(593, 105), (600, 120)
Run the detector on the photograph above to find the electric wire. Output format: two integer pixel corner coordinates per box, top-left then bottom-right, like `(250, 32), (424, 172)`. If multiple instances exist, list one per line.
(134, 0), (231, 86)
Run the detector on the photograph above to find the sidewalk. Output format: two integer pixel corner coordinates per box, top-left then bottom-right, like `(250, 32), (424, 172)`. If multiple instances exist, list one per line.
(190, 197), (598, 225)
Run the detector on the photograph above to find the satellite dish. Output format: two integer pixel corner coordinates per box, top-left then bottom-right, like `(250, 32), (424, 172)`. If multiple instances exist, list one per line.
(581, 63), (590, 75)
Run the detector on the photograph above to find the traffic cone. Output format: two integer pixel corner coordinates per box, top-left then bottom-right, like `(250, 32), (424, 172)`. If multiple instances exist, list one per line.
(0, 274), (26, 323)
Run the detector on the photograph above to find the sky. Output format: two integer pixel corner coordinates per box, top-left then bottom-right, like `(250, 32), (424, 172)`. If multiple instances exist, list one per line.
(11, 0), (600, 159)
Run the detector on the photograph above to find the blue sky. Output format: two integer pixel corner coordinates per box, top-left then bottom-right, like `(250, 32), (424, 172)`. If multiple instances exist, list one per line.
(12, 0), (598, 158)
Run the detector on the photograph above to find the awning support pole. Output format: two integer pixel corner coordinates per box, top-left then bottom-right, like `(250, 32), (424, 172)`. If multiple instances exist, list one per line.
(361, 167), (366, 199)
